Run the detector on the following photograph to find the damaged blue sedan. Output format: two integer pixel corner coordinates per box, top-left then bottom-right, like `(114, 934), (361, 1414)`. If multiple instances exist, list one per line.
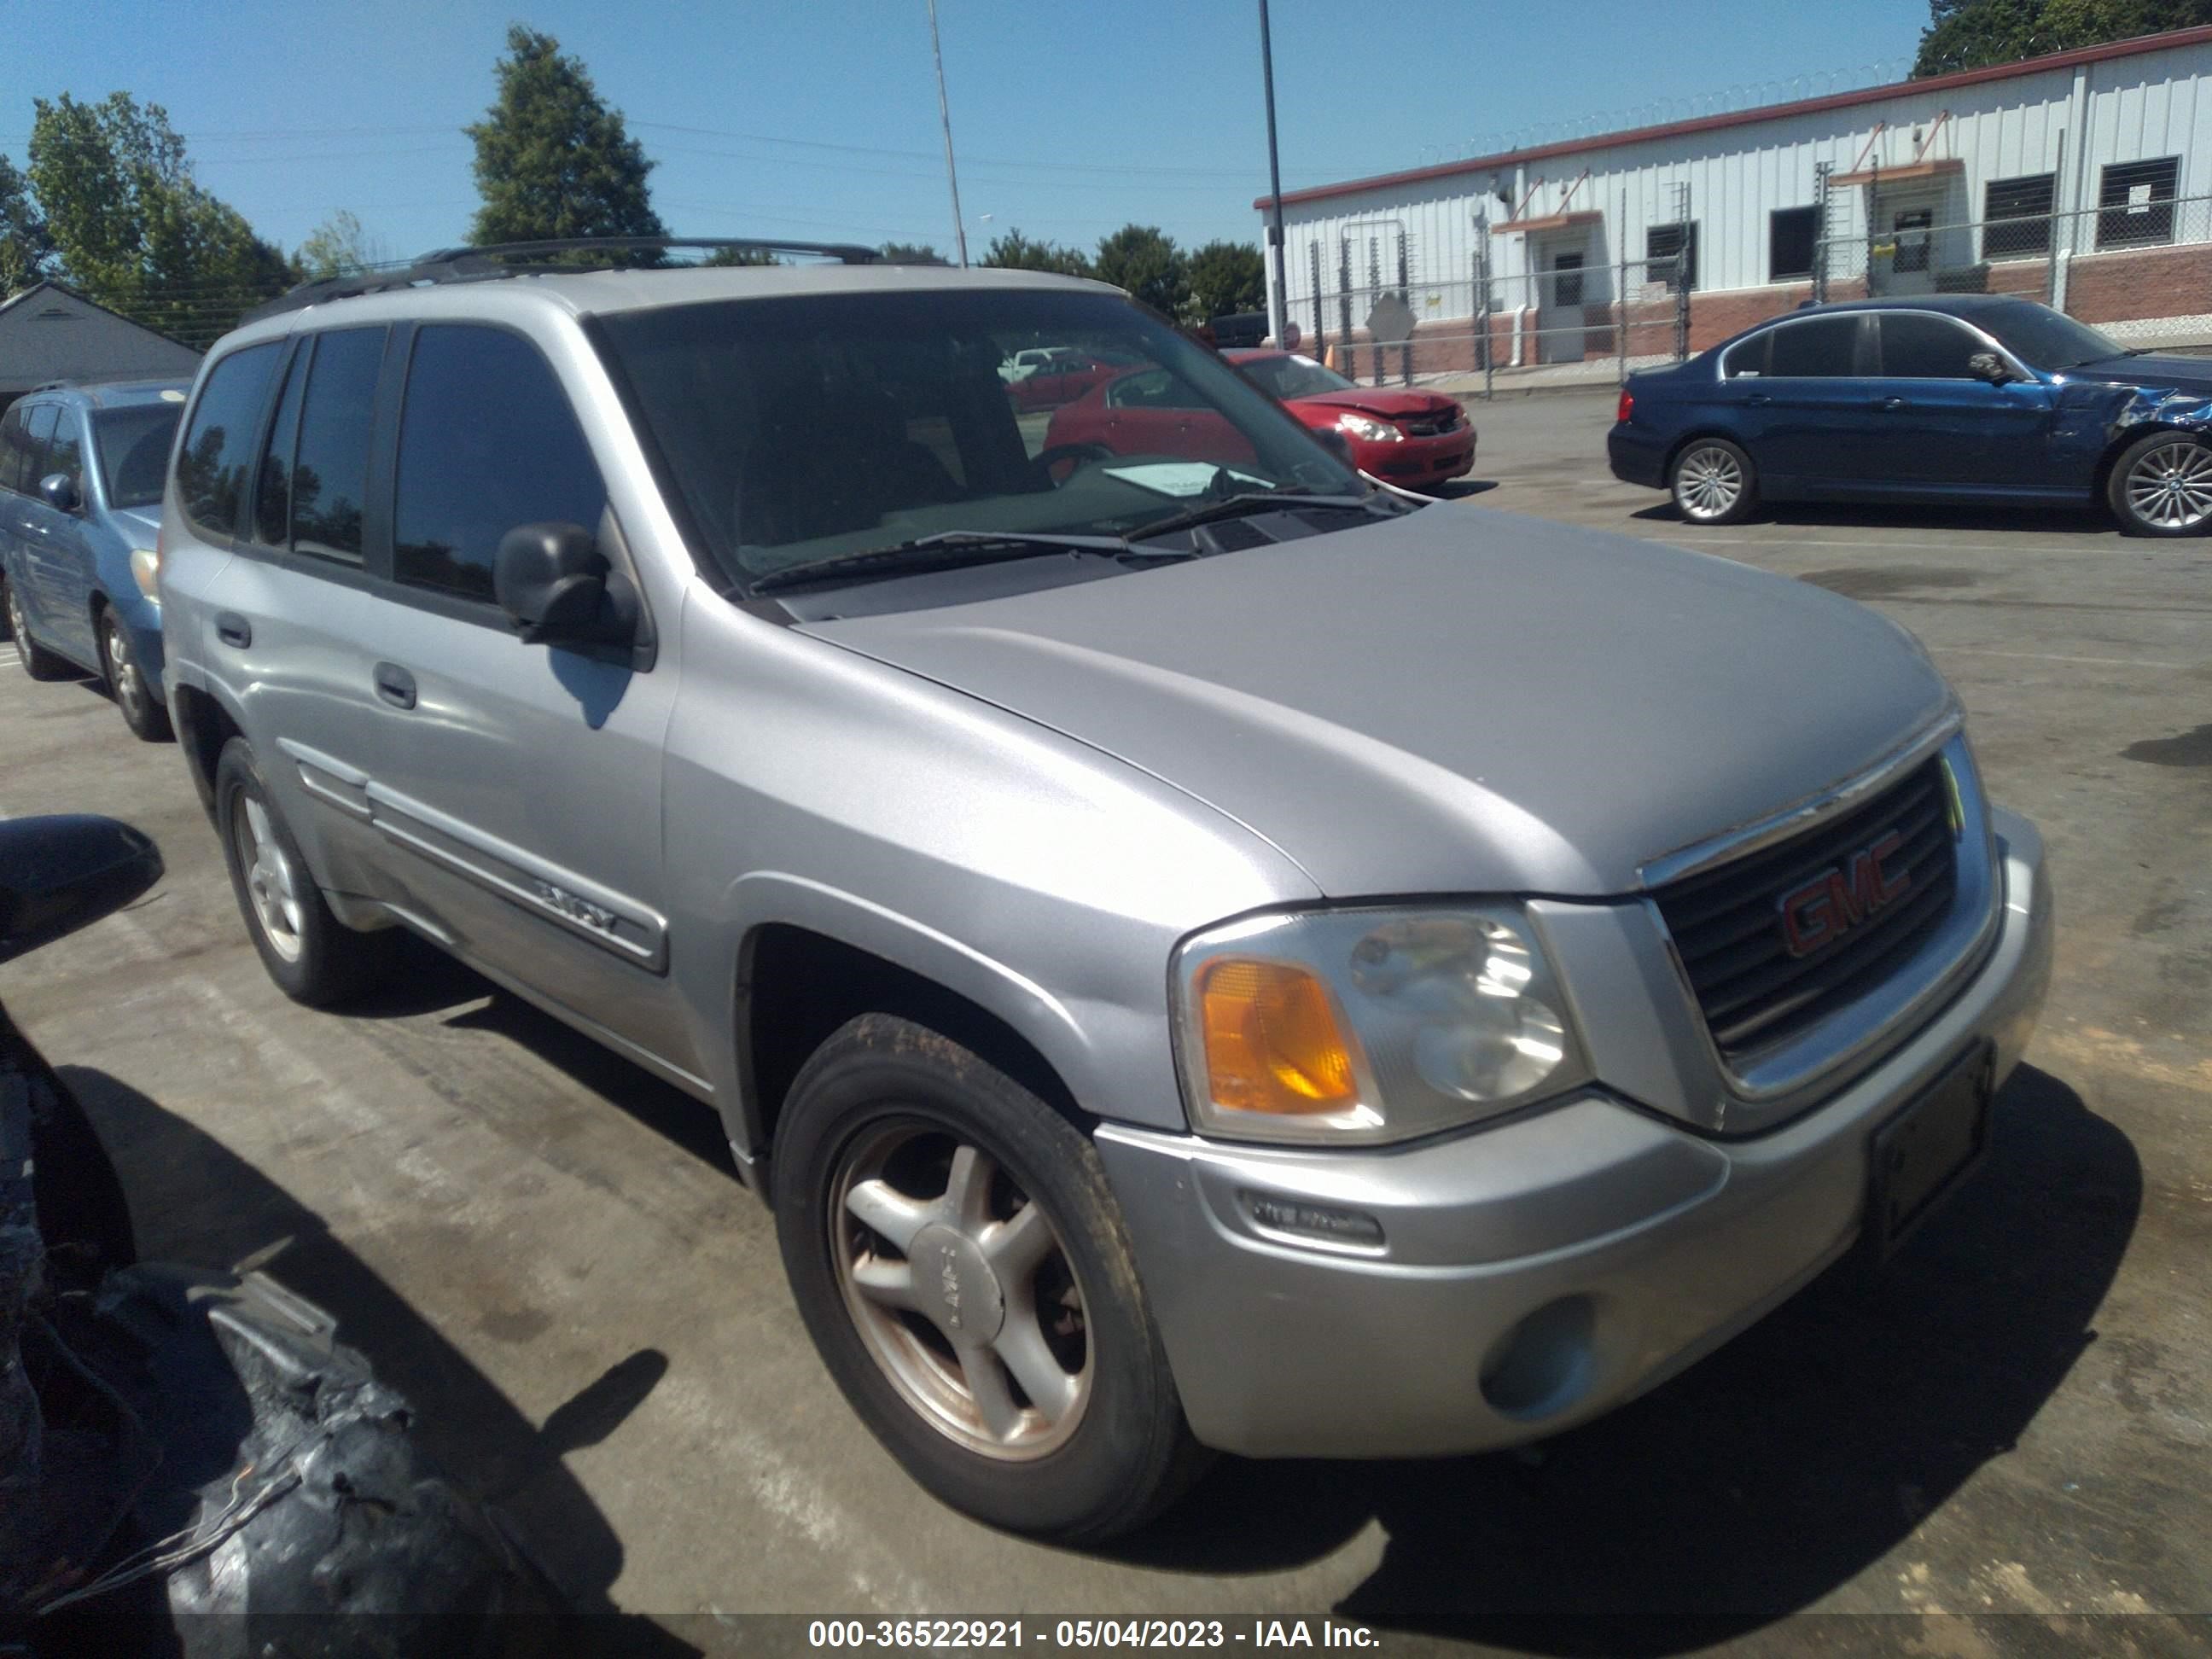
(1608, 294), (2212, 536)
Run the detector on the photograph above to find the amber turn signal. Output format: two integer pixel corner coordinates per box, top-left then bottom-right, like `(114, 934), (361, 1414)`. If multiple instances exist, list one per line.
(1197, 958), (1360, 1115)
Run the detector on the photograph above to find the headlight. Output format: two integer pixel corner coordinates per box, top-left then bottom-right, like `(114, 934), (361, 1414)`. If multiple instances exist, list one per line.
(1335, 413), (1404, 443)
(1171, 905), (1592, 1144)
(130, 547), (160, 600)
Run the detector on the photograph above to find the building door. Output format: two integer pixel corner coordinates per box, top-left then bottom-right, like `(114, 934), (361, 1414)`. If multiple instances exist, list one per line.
(1540, 251), (1586, 364)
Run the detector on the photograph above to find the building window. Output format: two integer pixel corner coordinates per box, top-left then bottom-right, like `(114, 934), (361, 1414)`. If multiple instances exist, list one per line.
(1647, 220), (1697, 291)
(1770, 206), (1819, 281)
(1984, 173), (2055, 259)
(2097, 156), (2178, 250)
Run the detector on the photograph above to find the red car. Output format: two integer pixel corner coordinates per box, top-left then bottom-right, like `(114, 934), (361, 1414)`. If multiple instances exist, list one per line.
(1004, 348), (1141, 414)
(1225, 348), (1475, 486)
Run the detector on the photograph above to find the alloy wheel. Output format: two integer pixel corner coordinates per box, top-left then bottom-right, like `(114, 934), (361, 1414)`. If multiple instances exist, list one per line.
(2124, 439), (2212, 530)
(1675, 445), (1743, 521)
(102, 617), (145, 725)
(231, 794), (306, 963)
(830, 1121), (1091, 1460)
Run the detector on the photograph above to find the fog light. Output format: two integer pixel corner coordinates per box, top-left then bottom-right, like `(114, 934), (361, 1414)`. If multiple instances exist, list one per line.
(1479, 1295), (1597, 1419)
(1240, 1190), (1385, 1250)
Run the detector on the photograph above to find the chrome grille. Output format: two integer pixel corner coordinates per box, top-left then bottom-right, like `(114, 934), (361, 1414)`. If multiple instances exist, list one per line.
(1654, 759), (1959, 1062)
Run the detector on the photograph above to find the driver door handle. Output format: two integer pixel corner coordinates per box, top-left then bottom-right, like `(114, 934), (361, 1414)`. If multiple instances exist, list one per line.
(1744, 393), (1773, 406)
(1874, 396), (1907, 411)
(374, 661), (417, 711)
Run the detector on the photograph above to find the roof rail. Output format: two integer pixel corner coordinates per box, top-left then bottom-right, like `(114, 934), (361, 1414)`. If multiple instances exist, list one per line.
(238, 236), (882, 327)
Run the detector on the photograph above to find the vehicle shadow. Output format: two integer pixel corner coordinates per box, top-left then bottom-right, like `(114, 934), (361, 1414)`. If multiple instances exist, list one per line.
(55, 1065), (701, 1656)
(1113, 1064), (2137, 1652)
(1429, 479), (1499, 499)
(1629, 500), (2114, 536)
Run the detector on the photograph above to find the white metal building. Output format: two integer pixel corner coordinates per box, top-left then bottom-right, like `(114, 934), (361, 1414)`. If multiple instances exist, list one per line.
(1258, 25), (2212, 368)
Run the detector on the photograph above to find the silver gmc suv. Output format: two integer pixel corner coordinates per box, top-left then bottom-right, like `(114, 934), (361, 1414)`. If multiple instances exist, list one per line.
(158, 243), (2053, 1542)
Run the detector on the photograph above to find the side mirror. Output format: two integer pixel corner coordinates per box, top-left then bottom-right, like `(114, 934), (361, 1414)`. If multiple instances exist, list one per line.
(38, 472), (79, 514)
(1967, 351), (2016, 386)
(494, 522), (639, 648)
(0, 815), (163, 966)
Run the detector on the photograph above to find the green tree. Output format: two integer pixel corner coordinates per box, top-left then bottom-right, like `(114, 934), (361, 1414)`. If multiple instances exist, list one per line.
(467, 25), (667, 255)
(1091, 224), (1189, 318)
(1185, 240), (1266, 320)
(0, 156), (53, 295)
(1914, 0), (2212, 74)
(978, 226), (1092, 277)
(26, 92), (294, 346)
(702, 244), (779, 266)
(297, 209), (388, 279)
(878, 241), (948, 265)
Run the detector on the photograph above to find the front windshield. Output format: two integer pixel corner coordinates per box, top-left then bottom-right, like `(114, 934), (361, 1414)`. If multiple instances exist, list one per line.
(1978, 302), (2124, 370)
(94, 405), (182, 509)
(1234, 352), (1355, 400)
(595, 288), (1360, 585)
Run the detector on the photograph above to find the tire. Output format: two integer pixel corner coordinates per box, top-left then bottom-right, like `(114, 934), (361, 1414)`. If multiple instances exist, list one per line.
(98, 608), (172, 742)
(3, 573), (73, 681)
(1669, 436), (1759, 525)
(2106, 430), (2212, 537)
(773, 1014), (1204, 1541)
(213, 737), (394, 1006)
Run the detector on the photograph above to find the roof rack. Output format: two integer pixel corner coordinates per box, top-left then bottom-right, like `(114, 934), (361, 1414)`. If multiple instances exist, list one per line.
(238, 236), (882, 326)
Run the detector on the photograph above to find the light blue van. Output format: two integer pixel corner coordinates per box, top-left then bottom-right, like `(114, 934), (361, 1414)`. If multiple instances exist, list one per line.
(1, 378), (191, 740)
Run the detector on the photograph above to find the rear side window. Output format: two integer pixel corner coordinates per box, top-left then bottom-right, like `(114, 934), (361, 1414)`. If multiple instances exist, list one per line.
(254, 327), (385, 564)
(1724, 333), (1771, 378)
(17, 405), (58, 490)
(393, 326), (606, 603)
(1879, 313), (1982, 379)
(0, 406), (35, 493)
(178, 343), (282, 542)
(1767, 317), (1862, 378)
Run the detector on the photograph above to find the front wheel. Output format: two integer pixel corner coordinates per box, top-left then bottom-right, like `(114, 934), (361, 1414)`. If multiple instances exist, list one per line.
(3, 575), (73, 680)
(773, 1015), (1203, 1541)
(2108, 431), (2212, 537)
(100, 609), (172, 742)
(1669, 437), (1759, 525)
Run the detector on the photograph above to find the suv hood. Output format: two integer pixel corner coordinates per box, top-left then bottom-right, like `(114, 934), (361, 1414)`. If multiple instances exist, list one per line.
(800, 504), (1952, 898)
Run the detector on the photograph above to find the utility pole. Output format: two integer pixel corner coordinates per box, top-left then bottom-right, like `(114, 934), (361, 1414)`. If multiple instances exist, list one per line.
(927, 0), (969, 266)
(1258, 0), (1290, 341)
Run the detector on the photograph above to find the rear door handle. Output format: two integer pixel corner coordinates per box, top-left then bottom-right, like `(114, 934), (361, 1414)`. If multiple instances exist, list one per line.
(1744, 393), (1773, 406)
(374, 662), (417, 710)
(1875, 396), (1907, 411)
(215, 612), (252, 649)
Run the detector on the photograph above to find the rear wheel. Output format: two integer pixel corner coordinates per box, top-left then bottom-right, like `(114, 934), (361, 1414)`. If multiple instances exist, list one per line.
(2108, 431), (2212, 537)
(774, 1015), (1203, 1541)
(1669, 437), (1758, 525)
(3, 575), (72, 680)
(99, 609), (172, 742)
(215, 738), (394, 1005)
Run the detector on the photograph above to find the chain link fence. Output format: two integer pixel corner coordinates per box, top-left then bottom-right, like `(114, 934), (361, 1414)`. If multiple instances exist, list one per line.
(1813, 191), (2212, 345)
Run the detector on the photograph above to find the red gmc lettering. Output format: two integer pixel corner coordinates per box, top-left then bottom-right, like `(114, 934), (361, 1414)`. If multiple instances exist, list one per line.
(1778, 830), (1910, 958)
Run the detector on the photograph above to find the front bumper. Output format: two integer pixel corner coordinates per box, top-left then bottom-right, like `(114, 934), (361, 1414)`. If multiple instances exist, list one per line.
(1097, 808), (2052, 1459)
(1365, 429), (1475, 485)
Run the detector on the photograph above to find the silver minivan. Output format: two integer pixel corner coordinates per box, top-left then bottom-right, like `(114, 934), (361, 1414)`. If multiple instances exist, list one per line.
(160, 245), (2053, 1541)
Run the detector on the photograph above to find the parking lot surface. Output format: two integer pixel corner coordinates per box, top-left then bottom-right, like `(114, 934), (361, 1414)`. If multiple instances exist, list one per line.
(3, 387), (2207, 1655)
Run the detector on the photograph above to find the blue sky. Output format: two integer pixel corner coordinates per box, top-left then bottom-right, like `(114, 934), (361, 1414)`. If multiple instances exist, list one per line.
(7, 0), (1931, 264)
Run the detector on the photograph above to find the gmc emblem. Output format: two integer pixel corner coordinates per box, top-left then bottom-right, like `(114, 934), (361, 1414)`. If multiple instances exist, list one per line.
(1778, 830), (1910, 958)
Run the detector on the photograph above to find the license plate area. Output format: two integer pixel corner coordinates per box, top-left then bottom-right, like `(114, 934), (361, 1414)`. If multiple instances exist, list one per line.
(1869, 1042), (1992, 1258)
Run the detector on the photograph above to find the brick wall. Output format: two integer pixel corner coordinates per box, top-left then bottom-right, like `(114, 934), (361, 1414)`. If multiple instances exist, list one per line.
(2064, 241), (2212, 325)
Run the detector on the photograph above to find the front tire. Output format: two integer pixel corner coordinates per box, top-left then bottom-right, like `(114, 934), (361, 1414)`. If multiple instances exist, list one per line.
(773, 1014), (1202, 1541)
(99, 609), (172, 742)
(2108, 430), (2212, 537)
(214, 737), (393, 1005)
(3, 574), (73, 680)
(1669, 437), (1759, 525)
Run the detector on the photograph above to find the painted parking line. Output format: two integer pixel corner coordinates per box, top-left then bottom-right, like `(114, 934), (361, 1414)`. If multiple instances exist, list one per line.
(1939, 645), (2192, 670)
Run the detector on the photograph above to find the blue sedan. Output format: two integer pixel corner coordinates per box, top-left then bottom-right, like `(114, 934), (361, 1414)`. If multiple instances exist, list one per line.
(1607, 295), (2212, 537)
(0, 380), (189, 739)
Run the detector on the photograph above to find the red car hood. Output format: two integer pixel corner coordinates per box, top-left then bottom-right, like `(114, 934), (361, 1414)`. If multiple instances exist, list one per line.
(1289, 387), (1458, 421)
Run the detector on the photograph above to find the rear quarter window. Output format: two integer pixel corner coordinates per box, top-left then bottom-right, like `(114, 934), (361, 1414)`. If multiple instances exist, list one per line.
(178, 343), (282, 542)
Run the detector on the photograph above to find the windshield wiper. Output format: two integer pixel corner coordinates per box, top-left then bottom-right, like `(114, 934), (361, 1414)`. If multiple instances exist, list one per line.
(750, 528), (1180, 594)
(1130, 489), (1388, 544)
